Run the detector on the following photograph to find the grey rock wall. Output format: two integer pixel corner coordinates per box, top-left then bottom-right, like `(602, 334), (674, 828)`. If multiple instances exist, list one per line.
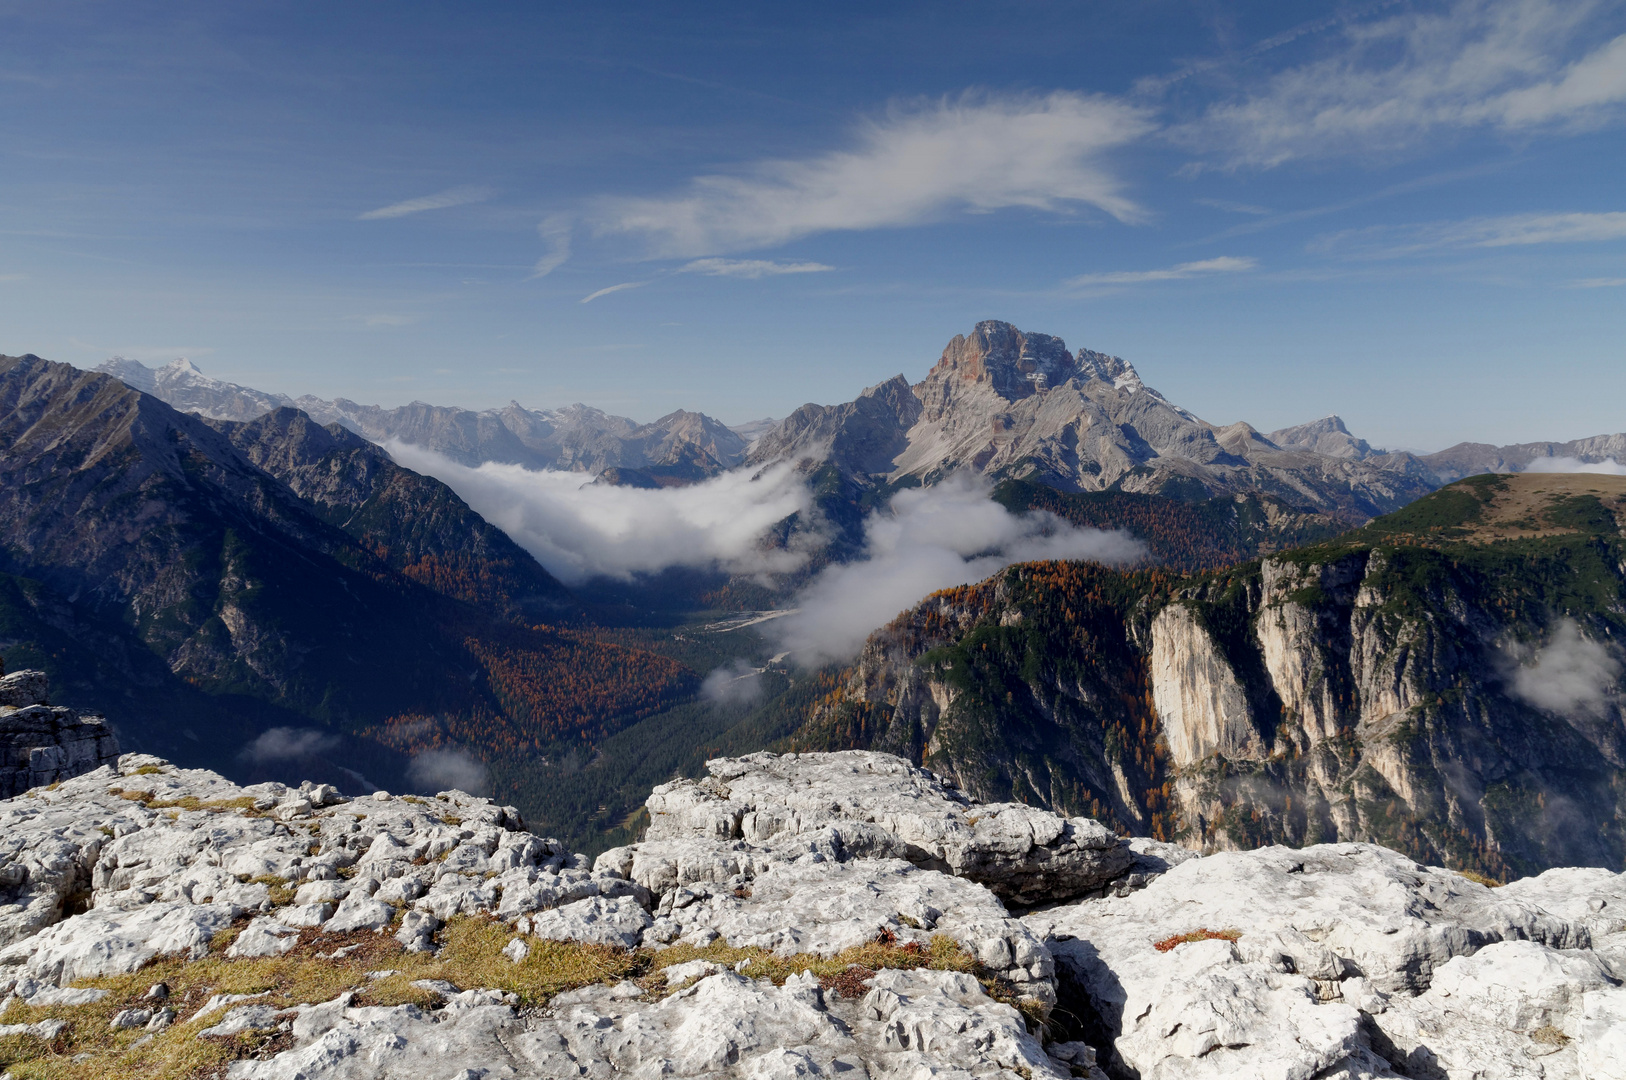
(0, 668), (120, 799)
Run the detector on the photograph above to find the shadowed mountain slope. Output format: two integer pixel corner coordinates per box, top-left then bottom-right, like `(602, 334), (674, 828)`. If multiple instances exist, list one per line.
(0, 354), (694, 789)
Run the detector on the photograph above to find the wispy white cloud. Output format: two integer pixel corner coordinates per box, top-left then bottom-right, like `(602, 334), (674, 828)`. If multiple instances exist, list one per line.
(580, 281), (649, 304)
(362, 313), (418, 327)
(1570, 276), (1626, 288)
(1177, 0), (1626, 168)
(1504, 618), (1622, 718)
(595, 90), (1155, 258)
(406, 747), (491, 796)
(1459, 211), (1626, 247)
(382, 448), (815, 585)
(0, 273), (26, 282)
(239, 727), (340, 763)
(359, 184), (493, 220)
(677, 258), (835, 278)
(530, 214), (573, 278)
(771, 474), (1145, 665)
(1063, 255), (1257, 287)
(1316, 210), (1626, 257)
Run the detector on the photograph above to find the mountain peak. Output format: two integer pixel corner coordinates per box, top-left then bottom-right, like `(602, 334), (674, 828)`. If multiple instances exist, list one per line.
(923, 321), (1143, 402)
(927, 320), (1075, 399)
(1268, 414), (1374, 459)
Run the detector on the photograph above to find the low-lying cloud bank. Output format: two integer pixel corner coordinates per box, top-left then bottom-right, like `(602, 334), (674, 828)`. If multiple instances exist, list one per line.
(394, 449), (1143, 667)
(771, 474), (1145, 665)
(406, 747), (491, 797)
(239, 727), (341, 763)
(387, 445), (813, 585)
(1506, 619), (1622, 719)
(1523, 456), (1626, 475)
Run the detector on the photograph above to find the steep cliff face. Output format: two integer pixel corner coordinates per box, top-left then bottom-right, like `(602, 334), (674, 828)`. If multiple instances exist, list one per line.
(794, 476), (1626, 878)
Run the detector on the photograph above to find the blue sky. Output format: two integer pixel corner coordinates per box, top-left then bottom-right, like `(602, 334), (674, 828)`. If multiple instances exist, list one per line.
(1, 0), (1623, 450)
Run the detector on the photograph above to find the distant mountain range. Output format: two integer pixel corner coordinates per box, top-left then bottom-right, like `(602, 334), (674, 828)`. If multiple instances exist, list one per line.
(0, 354), (695, 792)
(99, 356), (752, 487)
(100, 322), (1626, 524)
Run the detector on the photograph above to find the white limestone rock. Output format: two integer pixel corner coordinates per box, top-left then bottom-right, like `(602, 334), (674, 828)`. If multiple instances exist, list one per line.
(1026, 842), (1626, 1080)
(646, 855), (1057, 1009)
(226, 917), (302, 959)
(519, 895), (653, 949)
(646, 751), (1134, 904)
(0, 900), (239, 986)
(226, 967), (1071, 1080)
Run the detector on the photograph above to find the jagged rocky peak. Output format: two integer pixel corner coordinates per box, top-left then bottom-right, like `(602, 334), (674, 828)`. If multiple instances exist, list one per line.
(923, 319), (1140, 401)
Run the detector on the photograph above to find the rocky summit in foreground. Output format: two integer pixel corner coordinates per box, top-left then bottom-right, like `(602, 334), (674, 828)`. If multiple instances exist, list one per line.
(0, 718), (1624, 1077)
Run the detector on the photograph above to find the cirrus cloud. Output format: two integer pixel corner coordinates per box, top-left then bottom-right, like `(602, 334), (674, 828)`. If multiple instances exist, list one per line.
(678, 258), (835, 278)
(1178, 0), (1626, 169)
(1063, 255), (1257, 289)
(359, 184), (494, 220)
(595, 90), (1155, 258)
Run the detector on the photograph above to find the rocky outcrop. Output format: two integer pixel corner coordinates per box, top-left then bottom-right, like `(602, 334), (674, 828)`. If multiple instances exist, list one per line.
(1149, 605), (1265, 767)
(1027, 843), (1626, 1079)
(633, 751), (1134, 905)
(0, 746), (1122, 1078)
(0, 667), (119, 799)
(3, 746), (1625, 1079)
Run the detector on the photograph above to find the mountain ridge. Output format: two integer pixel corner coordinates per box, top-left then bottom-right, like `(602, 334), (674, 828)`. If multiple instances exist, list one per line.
(0, 354), (696, 792)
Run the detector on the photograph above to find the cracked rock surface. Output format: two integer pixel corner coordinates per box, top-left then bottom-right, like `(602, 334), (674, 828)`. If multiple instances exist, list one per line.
(4, 736), (1625, 1080)
(1025, 843), (1626, 1079)
(639, 751), (1135, 905)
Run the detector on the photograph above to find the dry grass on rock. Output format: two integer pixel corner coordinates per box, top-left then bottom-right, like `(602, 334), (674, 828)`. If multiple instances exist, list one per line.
(0, 916), (995, 1080)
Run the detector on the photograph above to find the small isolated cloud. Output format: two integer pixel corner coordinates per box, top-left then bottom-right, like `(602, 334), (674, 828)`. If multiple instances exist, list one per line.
(363, 313), (418, 327)
(1178, 0), (1626, 168)
(700, 659), (766, 707)
(1506, 619), (1622, 718)
(359, 184), (493, 221)
(406, 747), (491, 796)
(0, 273), (26, 283)
(580, 281), (649, 304)
(1570, 277), (1626, 288)
(1523, 456), (1626, 475)
(678, 258), (835, 278)
(531, 214), (573, 278)
(239, 727), (341, 763)
(1063, 255), (1256, 288)
(596, 90), (1154, 258)
(385, 447), (815, 585)
(771, 473), (1145, 665)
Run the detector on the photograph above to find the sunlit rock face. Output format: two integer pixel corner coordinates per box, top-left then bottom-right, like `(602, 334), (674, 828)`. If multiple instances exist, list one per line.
(2, 728), (1625, 1080)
